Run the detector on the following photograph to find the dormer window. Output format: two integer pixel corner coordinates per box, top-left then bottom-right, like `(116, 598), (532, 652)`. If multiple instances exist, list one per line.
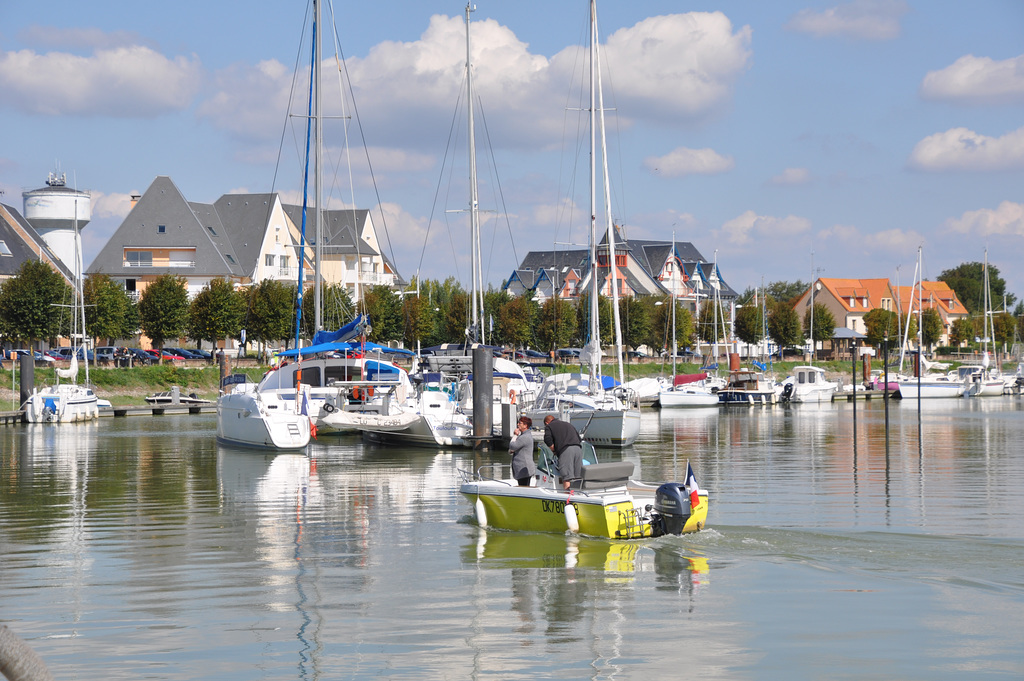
(0, 240), (11, 256)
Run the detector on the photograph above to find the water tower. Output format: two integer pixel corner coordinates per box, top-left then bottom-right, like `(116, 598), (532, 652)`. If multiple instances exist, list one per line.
(22, 171), (91, 279)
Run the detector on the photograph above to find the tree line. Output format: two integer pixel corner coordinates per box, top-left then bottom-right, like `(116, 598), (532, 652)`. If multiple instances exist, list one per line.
(1, 259), (1021, 361)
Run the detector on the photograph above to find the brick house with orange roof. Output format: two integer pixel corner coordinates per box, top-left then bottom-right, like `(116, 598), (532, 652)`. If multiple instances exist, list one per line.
(794, 278), (897, 337)
(891, 281), (968, 346)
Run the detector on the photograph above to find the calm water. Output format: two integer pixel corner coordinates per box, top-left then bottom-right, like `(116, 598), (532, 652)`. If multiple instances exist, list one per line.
(2, 398), (1023, 680)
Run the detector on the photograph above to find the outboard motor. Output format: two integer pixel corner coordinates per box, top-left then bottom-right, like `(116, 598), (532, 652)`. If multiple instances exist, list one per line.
(652, 482), (692, 535)
(780, 382), (795, 402)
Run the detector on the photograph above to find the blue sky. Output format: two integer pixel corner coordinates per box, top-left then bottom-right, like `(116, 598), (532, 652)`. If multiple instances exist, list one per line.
(2, 0), (1023, 305)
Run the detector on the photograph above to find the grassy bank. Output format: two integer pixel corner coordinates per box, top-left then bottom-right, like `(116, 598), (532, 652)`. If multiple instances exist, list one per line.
(0, 364), (268, 408)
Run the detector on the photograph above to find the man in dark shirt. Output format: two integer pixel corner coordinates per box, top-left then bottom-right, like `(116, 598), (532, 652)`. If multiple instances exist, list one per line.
(543, 415), (583, 490)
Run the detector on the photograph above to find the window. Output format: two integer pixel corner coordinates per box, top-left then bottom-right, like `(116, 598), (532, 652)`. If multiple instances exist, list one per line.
(265, 254), (275, 267)
(125, 251), (153, 267)
(225, 254), (236, 264)
(206, 225), (218, 236)
(0, 240), (11, 256)
(158, 225), (166, 234)
(281, 256), (290, 268)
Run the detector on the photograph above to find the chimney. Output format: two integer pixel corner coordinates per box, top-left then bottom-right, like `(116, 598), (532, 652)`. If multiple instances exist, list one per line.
(130, 192), (141, 209)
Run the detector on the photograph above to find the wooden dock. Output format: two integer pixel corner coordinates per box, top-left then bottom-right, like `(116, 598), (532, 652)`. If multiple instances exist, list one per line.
(0, 404), (216, 425)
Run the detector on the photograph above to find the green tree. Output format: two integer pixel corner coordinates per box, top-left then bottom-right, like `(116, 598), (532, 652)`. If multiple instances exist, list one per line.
(993, 312), (1017, 348)
(646, 295), (693, 354)
(575, 293), (613, 346)
(862, 308), (900, 348)
(696, 299), (730, 346)
(537, 297), (578, 353)
(495, 295), (535, 350)
(299, 282), (356, 341)
(402, 294), (435, 348)
(939, 261), (1016, 315)
(0, 260), (72, 346)
(765, 280), (809, 306)
(619, 296), (651, 353)
(734, 304), (764, 349)
(437, 290), (470, 344)
(188, 278), (244, 354)
(84, 274), (137, 351)
(138, 274), (189, 359)
(802, 302), (836, 360)
(949, 317), (973, 348)
(920, 308), (943, 349)
(361, 284), (404, 343)
(245, 279), (296, 354)
(767, 301), (802, 351)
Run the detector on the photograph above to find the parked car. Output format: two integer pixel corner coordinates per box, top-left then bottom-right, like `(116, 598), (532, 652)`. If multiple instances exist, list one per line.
(10, 349), (55, 365)
(189, 348), (213, 360)
(556, 348), (581, 359)
(626, 350), (647, 359)
(166, 348), (201, 359)
(522, 349), (546, 358)
(129, 348), (155, 365)
(51, 347), (94, 361)
(95, 346), (123, 362)
(145, 349), (179, 361)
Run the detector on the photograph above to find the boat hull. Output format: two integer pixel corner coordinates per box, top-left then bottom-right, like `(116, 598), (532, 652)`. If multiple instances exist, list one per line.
(520, 408), (641, 447)
(460, 480), (708, 539)
(216, 391), (311, 451)
(23, 386), (100, 423)
(897, 380), (964, 399)
(659, 388), (718, 408)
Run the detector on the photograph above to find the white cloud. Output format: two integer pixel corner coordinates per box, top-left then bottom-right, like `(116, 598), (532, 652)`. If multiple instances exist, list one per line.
(17, 26), (146, 52)
(198, 12), (752, 150)
(920, 54), (1024, 105)
(818, 223), (925, 253)
(786, 0), (908, 41)
(197, 59), (291, 142)
(716, 210), (811, 246)
(596, 12), (752, 121)
(91, 191), (134, 220)
(644, 147), (734, 177)
(0, 47), (202, 117)
(768, 167), (811, 186)
(908, 126), (1024, 172)
(945, 201), (1024, 237)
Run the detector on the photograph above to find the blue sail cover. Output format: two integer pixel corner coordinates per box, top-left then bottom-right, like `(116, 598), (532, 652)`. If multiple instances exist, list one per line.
(311, 315), (371, 346)
(277, 339), (414, 358)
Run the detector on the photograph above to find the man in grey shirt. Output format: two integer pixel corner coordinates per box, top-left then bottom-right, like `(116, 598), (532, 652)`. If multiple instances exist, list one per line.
(543, 415), (583, 490)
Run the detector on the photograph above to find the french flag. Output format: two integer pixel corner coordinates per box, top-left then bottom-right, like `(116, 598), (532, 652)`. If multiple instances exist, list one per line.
(685, 463), (701, 509)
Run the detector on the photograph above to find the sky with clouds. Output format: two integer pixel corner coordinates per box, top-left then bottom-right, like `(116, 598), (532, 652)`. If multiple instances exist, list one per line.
(1, 0), (1022, 305)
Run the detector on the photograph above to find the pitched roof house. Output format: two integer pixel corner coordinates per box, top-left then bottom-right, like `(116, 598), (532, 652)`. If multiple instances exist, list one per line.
(794, 278), (896, 336)
(0, 202), (75, 285)
(86, 176), (401, 300)
(504, 227), (738, 311)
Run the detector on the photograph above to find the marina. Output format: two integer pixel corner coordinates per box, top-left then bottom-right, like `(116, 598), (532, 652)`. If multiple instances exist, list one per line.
(2, 398), (1023, 680)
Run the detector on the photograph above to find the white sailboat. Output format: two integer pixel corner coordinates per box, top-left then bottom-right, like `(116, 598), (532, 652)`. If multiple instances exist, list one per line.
(896, 247), (964, 399)
(218, 0), (348, 450)
(660, 233), (717, 408)
(23, 182), (99, 424)
(962, 250), (1005, 397)
(522, 0), (641, 447)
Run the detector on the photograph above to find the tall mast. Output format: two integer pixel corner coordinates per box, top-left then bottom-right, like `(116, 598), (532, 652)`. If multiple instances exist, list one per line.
(466, 2), (483, 344)
(587, 0), (599, 384)
(593, 0), (624, 384)
(313, 0), (323, 333)
(671, 231), (677, 378)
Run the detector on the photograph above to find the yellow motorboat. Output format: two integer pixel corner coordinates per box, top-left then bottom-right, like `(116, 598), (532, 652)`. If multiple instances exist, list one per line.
(459, 444), (708, 540)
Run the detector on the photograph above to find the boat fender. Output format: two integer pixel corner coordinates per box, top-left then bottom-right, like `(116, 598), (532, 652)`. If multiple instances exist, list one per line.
(509, 389), (516, 405)
(474, 498), (488, 528)
(565, 494), (580, 533)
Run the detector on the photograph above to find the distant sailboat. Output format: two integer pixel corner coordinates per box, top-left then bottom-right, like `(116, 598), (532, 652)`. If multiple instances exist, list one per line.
(23, 177), (99, 424)
(522, 0), (641, 447)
